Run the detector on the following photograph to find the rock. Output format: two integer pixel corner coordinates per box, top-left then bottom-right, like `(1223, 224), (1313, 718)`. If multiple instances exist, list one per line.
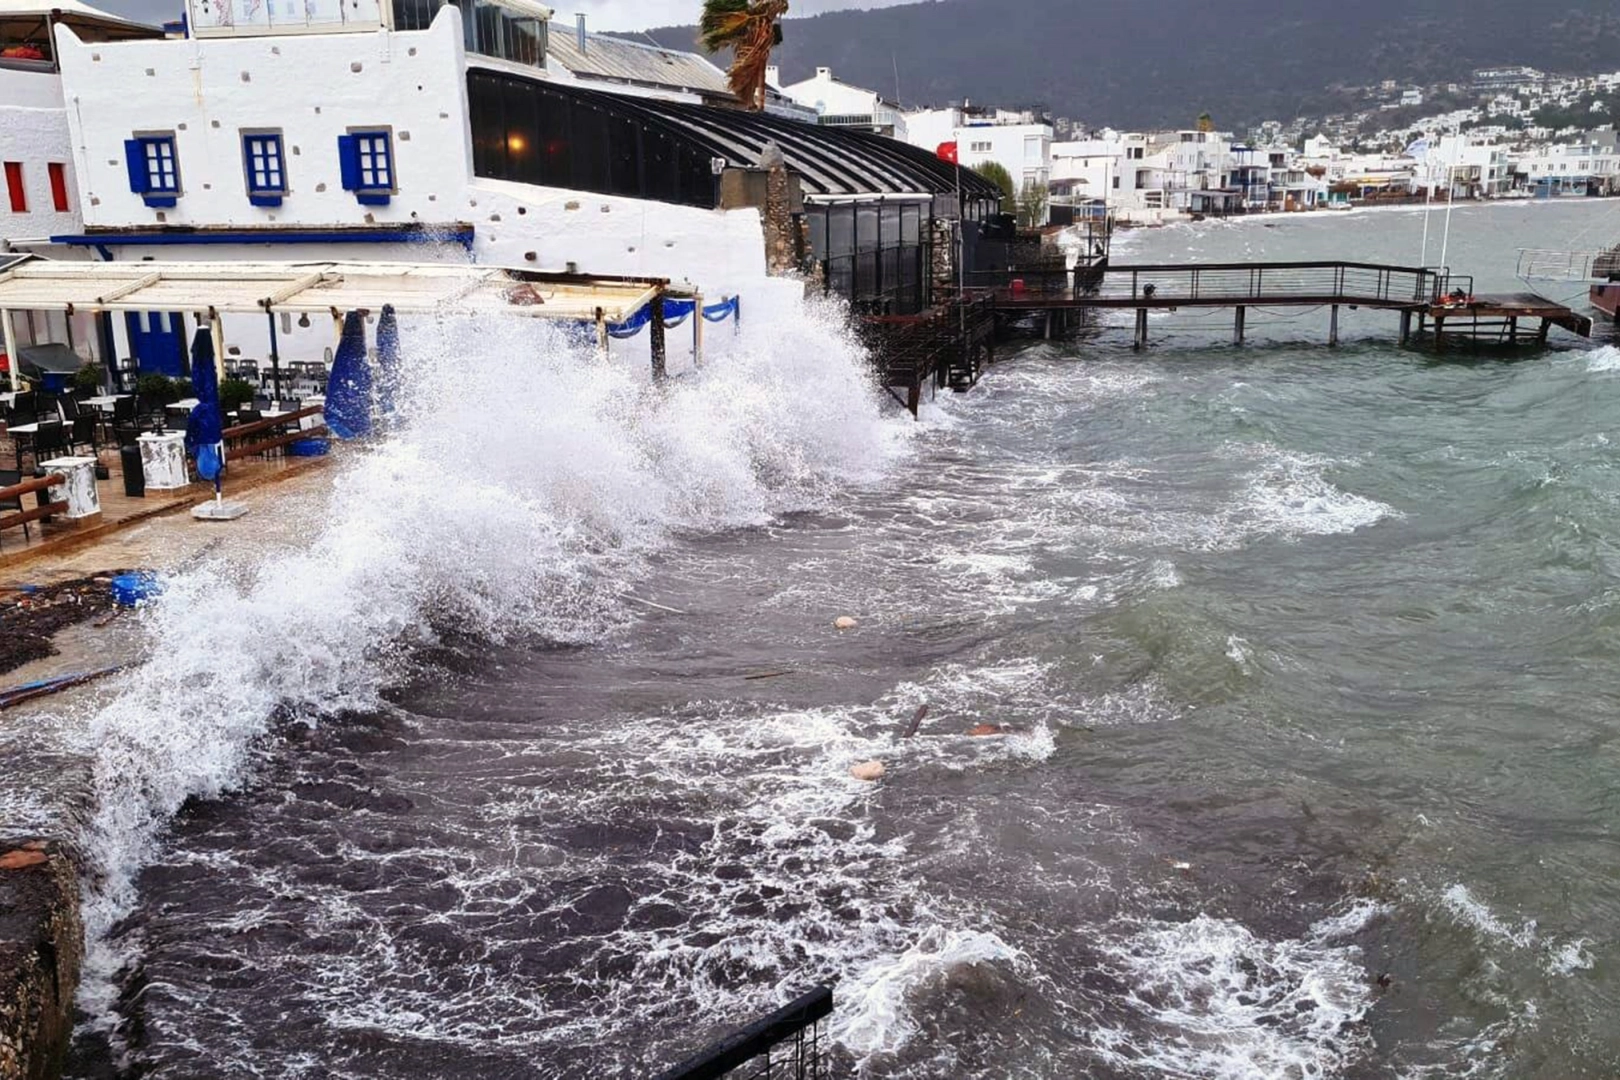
(0, 838), (83, 1080)
(834, 616), (858, 630)
(849, 760), (885, 782)
(1376, 972), (1393, 989)
(966, 724), (1003, 737)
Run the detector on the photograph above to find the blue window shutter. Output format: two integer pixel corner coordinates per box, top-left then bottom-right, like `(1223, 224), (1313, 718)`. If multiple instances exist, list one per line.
(124, 139), (151, 194)
(337, 134), (360, 191)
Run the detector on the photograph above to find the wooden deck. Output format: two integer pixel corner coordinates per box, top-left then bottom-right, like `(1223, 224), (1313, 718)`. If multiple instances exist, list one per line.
(975, 261), (1592, 349)
(0, 438), (330, 565)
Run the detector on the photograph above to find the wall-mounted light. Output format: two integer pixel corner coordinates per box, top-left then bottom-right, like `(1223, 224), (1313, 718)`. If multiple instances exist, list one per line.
(297, 312), (311, 328)
(506, 133), (528, 154)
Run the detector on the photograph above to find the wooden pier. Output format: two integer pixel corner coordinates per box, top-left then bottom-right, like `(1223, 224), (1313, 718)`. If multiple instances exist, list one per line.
(978, 260), (1591, 350)
(863, 260), (1591, 416)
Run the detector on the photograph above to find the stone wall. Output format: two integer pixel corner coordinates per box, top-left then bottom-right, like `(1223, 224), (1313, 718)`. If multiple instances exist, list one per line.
(0, 840), (82, 1080)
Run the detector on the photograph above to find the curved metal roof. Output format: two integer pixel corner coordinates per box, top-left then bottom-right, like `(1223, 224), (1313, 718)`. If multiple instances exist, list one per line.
(552, 81), (1000, 201)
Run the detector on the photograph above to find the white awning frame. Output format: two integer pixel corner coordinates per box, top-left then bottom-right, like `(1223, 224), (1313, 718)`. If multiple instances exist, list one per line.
(0, 258), (667, 323)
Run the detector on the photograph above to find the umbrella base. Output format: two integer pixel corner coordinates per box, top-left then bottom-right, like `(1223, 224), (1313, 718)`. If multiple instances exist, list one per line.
(192, 499), (249, 521)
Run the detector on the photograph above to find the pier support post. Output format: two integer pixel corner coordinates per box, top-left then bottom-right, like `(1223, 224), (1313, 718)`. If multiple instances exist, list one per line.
(1508, 316), (1518, 344)
(1398, 310), (1411, 346)
(1329, 304), (1340, 347)
(1538, 319), (1550, 344)
(649, 294), (667, 381)
(1234, 305), (1246, 346)
(1434, 316), (1446, 353)
(1043, 311), (1053, 340)
(1134, 308), (1148, 351)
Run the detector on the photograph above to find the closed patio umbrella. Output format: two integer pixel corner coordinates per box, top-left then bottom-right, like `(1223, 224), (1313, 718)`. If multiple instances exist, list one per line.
(186, 324), (245, 520)
(375, 304), (401, 419)
(323, 310), (372, 440)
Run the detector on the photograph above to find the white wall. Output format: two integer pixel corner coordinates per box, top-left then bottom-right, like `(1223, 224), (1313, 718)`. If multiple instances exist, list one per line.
(56, 10), (475, 231)
(781, 67), (878, 117)
(0, 68), (83, 245)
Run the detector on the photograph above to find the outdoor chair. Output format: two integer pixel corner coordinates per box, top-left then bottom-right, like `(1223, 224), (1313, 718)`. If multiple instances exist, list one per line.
(0, 468), (29, 549)
(28, 422), (68, 473)
(70, 414), (99, 455)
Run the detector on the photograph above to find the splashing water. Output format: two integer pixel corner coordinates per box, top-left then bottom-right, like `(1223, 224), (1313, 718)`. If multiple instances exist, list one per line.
(70, 282), (905, 1034)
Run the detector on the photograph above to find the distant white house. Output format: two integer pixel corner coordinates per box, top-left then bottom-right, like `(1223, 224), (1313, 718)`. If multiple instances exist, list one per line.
(903, 104), (1051, 221)
(772, 65), (906, 138)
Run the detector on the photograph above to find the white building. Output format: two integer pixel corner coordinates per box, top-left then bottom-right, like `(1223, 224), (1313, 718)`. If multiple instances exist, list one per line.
(903, 104), (1052, 222)
(2, 0), (994, 382)
(1, 0), (160, 372)
(772, 65), (905, 138)
(1512, 138), (1620, 195)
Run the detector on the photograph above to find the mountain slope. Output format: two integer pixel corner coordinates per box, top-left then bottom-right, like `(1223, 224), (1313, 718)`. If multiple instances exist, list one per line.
(641, 0), (1620, 129)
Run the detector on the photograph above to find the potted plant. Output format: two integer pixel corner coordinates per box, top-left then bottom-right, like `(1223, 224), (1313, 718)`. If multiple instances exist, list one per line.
(136, 373), (178, 404)
(220, 377), (256, 414)
(72, 362), (103, 396)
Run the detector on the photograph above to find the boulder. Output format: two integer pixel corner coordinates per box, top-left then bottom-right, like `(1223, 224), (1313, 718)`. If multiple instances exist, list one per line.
(849, 760), (885, 782)
(834, 616), (858, 630)
(0, 838), (82, 1080)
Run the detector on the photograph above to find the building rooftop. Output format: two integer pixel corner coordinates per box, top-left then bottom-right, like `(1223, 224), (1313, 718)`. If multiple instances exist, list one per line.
(549, 30), (732, 100)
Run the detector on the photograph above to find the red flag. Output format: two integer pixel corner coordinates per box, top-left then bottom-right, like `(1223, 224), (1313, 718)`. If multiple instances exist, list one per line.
(936, 141), (958, 165)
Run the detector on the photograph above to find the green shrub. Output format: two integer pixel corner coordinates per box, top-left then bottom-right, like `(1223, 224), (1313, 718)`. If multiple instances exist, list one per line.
(173, 378), (194, 399)
(220, 377), (255, 412)
(136, 373), (178, 403)
(72, 362), (103, 394)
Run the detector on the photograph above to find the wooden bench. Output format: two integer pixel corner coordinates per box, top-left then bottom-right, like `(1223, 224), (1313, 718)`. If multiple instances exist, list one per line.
(0, 473), (68, 542)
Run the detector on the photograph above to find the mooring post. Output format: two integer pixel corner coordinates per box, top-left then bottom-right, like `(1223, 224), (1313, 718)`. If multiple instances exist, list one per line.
(1234, 305), (1246, 346)
(1329, 304), (1340, 347)
(1398, 309), (1411, 346)
(1134, 308), (1148, 350)
(649, 293), (667, 380)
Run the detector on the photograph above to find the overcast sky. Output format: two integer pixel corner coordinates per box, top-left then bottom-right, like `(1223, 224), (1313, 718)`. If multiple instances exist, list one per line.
(93, 0), (916, 31)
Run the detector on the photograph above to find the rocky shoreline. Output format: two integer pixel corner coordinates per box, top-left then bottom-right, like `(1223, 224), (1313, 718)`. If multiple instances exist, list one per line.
(0, 840), (82, 1080)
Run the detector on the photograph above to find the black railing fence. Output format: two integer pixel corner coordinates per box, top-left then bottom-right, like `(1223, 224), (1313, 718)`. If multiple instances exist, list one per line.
(654, 987), (834, 1080)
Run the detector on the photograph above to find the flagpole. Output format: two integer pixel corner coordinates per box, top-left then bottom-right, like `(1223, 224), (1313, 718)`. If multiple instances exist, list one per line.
(1420, 159), (1433, 265)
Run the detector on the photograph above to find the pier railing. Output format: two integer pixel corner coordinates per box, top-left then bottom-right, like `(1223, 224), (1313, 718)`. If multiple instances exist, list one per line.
(1095, 261), (1440, 307)
(653, 986), (833, 1080)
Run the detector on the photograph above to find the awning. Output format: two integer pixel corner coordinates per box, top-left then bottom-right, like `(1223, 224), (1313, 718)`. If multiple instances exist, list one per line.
(0, 257), (667, 323)
(18, 342), (84, 375)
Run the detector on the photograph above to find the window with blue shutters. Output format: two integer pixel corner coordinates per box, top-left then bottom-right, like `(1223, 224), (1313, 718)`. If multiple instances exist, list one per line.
(241, 130), (288, 206)
(123, 133), (181, 207)
(337, 128), (395, 206)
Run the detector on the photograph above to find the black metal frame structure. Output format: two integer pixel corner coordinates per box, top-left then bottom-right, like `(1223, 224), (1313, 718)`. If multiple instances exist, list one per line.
(654, 987), (834, 1080)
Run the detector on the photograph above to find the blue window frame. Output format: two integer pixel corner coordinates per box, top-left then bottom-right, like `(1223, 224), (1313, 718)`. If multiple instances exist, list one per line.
(241, 130), (287, 207)
(123, 133), (180, 207)
(337, 128), (395, 206)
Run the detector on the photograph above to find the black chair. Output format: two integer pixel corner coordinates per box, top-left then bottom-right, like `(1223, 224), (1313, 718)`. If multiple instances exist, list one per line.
(9, 392), (36, 423)
(28, 421), (68, 472)
(0, 467), (28, 549)
(70, 414), (99, 455)
(36, 393), (63, 423)
(58, 394), (82, 420)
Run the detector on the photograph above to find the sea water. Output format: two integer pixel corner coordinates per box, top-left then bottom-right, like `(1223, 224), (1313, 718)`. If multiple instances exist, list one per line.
(17, 200), (1620, 1077)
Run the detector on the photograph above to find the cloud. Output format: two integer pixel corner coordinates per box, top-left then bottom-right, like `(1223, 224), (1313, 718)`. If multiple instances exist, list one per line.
(89, 0), (917, 32)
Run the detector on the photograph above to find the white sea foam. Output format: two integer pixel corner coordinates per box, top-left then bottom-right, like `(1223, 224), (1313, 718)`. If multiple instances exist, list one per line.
(69, 282), (903, 1033)
(1583, 345), (1620, 372)
(832, 927), (1025, 1057)
(1439, 884), (1538, 949)
(1093, 912), (1376, 1078)
(1233, 445), (1393, 540)
(1546, 938), (1594, 977)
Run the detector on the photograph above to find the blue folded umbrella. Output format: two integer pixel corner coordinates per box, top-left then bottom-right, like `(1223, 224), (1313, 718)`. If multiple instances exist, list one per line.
(375, 304), (401, 418)
(184, 327), (224, 484)
(324, 310), (372, 440)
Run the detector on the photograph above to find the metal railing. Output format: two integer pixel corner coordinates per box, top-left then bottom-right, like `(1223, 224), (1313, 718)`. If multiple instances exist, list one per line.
(1516, 247), (1620, 282)
(654, 987), (834, 1080)
(1097, 261), (1440, 305)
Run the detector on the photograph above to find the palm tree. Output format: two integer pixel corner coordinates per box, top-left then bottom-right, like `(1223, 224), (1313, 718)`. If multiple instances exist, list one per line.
(700, 0), (789, 111)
